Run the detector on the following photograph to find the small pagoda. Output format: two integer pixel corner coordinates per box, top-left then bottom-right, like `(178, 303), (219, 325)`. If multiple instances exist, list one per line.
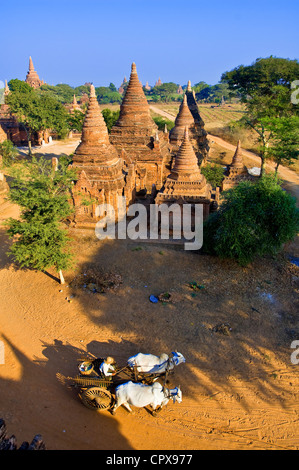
(156, 127), (216, 219)
(68, 95), (82, 114)
(221, 140), (251, 191)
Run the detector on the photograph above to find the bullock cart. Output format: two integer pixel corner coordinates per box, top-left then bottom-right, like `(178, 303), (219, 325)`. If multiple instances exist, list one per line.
(64, 353), (183, 412)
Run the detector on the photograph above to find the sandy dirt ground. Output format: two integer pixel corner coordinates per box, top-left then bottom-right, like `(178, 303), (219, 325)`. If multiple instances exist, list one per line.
(0, 138), (299, 451)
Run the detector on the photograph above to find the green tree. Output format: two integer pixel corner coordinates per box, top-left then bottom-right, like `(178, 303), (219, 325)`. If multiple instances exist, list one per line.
(222, 56), (299, 101)
(147, 82), (179, 102)
(101, 109), (120, 132)
(73, 85), (90, 97)
(201, 163), (225, 187)
(5, 156), (76, 284)
(67, 109), (86, 132)
(0, 140), (18, 167)
(8, 79), (34, 94)
(152, 116), (174, 131)
(196, 83), (238, 103)
(39, 83), (75, 104)
(203, 175), (299, 265)
(95, 87), (122, 104)
(6, 83), (70, 154)
(262, 115), (299, 174)
(193, 81), (209, 94)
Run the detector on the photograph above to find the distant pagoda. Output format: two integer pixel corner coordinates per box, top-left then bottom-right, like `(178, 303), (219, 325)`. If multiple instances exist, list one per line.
(110, 62), (171, 193)
(118, 76), (127, 94)
(68, 95), (82, 113)
(4, 80), (10, 97)
(25, 57), (43, 89)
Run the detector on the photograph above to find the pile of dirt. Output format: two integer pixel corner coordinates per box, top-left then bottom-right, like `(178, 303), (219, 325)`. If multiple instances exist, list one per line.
(69, 267), (123, 294)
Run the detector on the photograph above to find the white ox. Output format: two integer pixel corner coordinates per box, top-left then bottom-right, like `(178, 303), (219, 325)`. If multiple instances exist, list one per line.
(111, 381), (182, 415)
(127, 351), (185, 374)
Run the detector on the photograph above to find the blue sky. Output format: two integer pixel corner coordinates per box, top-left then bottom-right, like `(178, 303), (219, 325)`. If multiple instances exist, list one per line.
(1, 0), (298, 88)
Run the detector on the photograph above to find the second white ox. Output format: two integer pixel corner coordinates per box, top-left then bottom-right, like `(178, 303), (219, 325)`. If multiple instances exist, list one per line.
(127, 351), (185, 374)
(111, 381), (182, 415)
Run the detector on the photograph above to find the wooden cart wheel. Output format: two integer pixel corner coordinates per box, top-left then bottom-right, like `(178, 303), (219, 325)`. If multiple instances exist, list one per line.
(81, 387), (113, 411)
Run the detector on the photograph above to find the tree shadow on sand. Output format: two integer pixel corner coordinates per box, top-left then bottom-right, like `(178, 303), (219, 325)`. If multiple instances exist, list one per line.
(0, 335), (134, 450)
(65, 234), (299, 414)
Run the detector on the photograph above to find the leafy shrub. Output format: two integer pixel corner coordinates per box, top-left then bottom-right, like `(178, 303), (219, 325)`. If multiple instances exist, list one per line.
(201, 163), (224, 187)
(203, 174), (299, 265)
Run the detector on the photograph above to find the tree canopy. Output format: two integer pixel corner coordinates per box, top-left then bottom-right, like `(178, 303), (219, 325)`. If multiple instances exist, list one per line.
(221, 57), (299, 174)
(144, 82), (183, 102)
(203, 174), (299, 265)
(6, 79), (70, 150)
(5, 156), (76, 284)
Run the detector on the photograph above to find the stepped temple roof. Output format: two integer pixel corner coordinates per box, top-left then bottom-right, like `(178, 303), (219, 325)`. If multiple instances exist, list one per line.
(156, 127), (212, 207)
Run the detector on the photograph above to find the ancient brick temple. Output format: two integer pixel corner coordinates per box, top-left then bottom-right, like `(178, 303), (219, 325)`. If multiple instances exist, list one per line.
(0, 71), (44, 146)
(25, 57), (43, 89)
(110, 63), (171, 194)
(0, 103), (28, 146)
(118, 77), (128, 94)
(221, 140), (251, 191)
(156, 127), (217, 219)
(71, 85), (134, 228)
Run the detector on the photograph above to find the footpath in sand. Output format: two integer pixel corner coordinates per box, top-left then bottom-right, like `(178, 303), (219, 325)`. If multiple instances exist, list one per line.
(0, 138), (299, 450)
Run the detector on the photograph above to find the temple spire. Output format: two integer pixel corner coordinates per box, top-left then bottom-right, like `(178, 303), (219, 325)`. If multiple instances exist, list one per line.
(4, 80), (10, 96)
(111, 62), (155, 130)
(231, 140), (244, 169)
(171, 127), (202, 179)
(169, 93), (194, 146)
(73, 81), (120, 166)
(175, 94), (194, 127)
(29, 56), (34, 71)
(25, 56), (42, 88)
